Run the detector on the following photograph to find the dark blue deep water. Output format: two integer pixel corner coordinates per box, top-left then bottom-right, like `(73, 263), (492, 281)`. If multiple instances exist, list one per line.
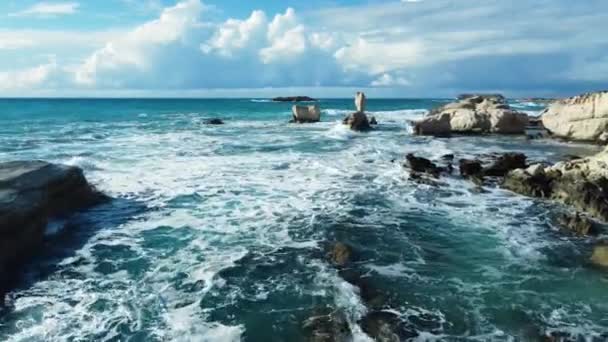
(0, 98), (606, 341)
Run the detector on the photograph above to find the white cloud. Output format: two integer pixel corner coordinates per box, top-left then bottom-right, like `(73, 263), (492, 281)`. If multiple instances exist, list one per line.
(75, 0), (204, 86)
(0, 59), (58, 89)
(371, 73), (410, 87)
(201, 10), (267, 57)
(9, 2), (80, 18)
(0, 38), (34, 50)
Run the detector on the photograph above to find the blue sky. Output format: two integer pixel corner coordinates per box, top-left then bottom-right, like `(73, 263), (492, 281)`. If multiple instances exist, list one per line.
(0, 0), (607, 97)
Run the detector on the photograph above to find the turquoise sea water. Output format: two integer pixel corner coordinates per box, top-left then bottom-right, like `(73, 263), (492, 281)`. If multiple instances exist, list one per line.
(0, 98), (607, 341)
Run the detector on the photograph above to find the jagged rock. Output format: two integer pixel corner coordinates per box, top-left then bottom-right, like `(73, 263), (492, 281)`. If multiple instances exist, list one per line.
(330, 242), (352, 267)
(459, 159), (483, 178)
(503, 148), (608, 222)
(541, 91), (608, 142)
(413, 95), (528, 136)
(303, 310), (351, 342)
(343, 112), (371, 131)
(0, 161), (108, 304)
(405, 154), (442, 177)
(359, 311), (418, 342)
(483, 152), (527, 177)
(204, 118), (224, 125)
(292, 105), (321, 123)
(355, 92), (367, 113)
(273, 96), (317, 102)
(557, 212), (598, 236)
(590, 244), (608, 268)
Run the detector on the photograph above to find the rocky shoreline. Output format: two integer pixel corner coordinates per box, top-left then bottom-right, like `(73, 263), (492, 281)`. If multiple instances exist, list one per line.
(0, 161), (108, 305)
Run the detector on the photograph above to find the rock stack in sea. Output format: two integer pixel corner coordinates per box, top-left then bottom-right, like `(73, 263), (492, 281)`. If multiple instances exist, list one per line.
(412, 94), (529, 136)
(0, 161), (108, 304)
(292, 104), (321, 123)
(541, 90), (608, 143)
(343, 92), (373, 131)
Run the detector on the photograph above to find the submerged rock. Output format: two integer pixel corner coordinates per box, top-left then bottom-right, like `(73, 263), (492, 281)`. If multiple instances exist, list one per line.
(292, 105), (321, 123)
(330, 242), (352, 267)
(303, 310), (351, 342)
(359, 311), (418, 342)
(369, 116), (378, 125)
(541, 91), (608, 142)
(412, 95), (528, 136)
(204, 118), (224, 125)
(0, 161), (108, 303)
(459, 159), (483, 178)
(343, 112), (371, 131)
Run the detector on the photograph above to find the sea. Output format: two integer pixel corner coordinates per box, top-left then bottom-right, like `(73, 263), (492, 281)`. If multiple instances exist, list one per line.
(0, 98), (606, 341)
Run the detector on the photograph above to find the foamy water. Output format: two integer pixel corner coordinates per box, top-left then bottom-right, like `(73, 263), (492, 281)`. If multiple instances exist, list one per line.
(0, 98), (606, 341)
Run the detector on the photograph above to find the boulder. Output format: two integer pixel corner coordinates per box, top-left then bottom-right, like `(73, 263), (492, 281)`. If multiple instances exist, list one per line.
(355, 92), (367, 113)
(303, 310), (351, 342)
(359, 311), (418, 342)
(369, 116), (378, 125)
(292, 105), (321, 123)
(413, 95), (528, 136)
(541, 91), (608, 142)
(343, 112), (371, 131)
(0, 161), (108, 303)
(273, 96), (317, 102)
(590, 244), (608, 268)
(459, 159), (483, 178)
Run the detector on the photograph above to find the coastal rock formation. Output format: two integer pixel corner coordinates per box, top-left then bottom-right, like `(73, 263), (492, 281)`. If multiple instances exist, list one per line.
(343, 92), (374, 131)
(0, 161), (108, 303)
(412, 95), (529, 136)
(541, 91), (608, 142)
(303, 310), (351, 342)
(557, 212), (598, 236)
(503, 147), (608, 221)
(355, 92), (366, 113)
(483, 153), (527, 177)
(405, 154), (443, 177)
(292, 105), (321, 123)
(330, 242), (352, 267)
(343, 111), (371, 131)
(273, 96), (317, 102)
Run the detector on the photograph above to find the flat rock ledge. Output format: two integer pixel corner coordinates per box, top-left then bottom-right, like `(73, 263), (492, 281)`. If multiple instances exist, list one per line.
(0, 161), (108, 304)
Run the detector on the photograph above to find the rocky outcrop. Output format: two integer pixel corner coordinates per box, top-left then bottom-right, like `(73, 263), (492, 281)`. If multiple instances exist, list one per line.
(0, 161), (108, 303)
(412, 95), (529, 136)
(292, 105), (321, 123)
(483, 153), (527, 177)
(405, 154), (443, 177)
(503, 147), (608, 222)
(273, 96), (317, 102)
(557, 212), (599, 236)
(541, 91), (608, 142)
(330, 242), (352, 267)
(343, 111), (371, 131)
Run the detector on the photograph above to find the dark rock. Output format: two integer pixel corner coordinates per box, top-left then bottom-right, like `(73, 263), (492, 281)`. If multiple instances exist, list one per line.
(204, 118), (224, 125)
(338, 269), (386, 309)
(330, 242), (352, 267)
(459, 159), (483, 178)
(0, 161), (108, 304)
(457, 93), (506, 103)
(343, 112), (371, 132)
(369, 116), (378, 125)
(557, 212), (599, 236)
(551, 175), (608, 222)
(483, 152), (527, 177)
(405, 154), (441, 177)
(359, 311), (418, 342)
(502, 169), (553, 198)
(302, 309), (351, 342)
(272, 96), (317, 102)
(441, 154), (455, 162)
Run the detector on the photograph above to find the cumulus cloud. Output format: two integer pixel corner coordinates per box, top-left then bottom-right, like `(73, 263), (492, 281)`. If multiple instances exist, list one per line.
(2, 0), (608, 96)
(0, 58), (58, 90)
(9, 2), (80, 18)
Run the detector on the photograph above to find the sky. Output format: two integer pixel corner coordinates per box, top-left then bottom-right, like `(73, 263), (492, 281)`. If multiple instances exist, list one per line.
(0, 0), (607, 98)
